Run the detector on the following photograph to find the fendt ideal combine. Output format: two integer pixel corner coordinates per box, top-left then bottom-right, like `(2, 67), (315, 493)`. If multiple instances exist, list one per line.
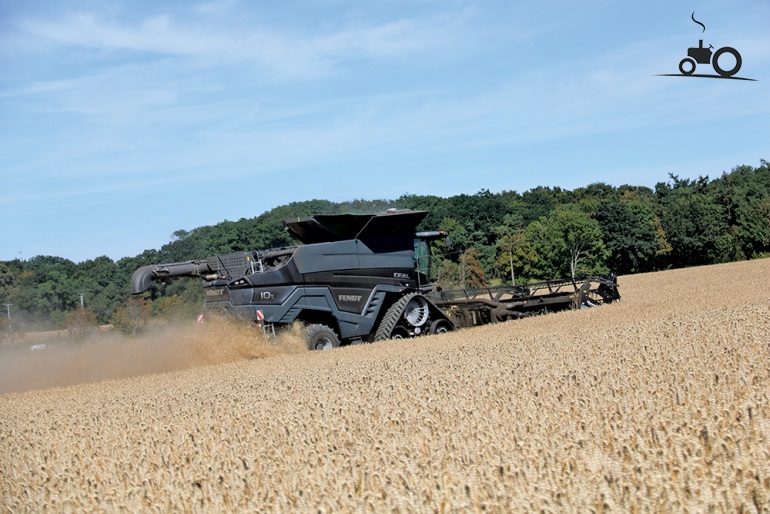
(131, 210), (620, 350)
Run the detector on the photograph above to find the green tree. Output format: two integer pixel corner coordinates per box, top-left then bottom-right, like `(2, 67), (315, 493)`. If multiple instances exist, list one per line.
(520, 186), (573, 225)
(160, 229), (205, 262)
(447, 190), (510, 244)
(436, 259), (462, 288)
(595, 202), (658, 274)
(572, 182), (620, 214)
(527, 206), (608, 279)
(72, 256), (124, 324)
(493, 228), (537, 285)
(0, 261), (13, 295)
(656, 175), (732, 267)
(9, 256), (79, 328)
(439, 217), (471, 256)
(709, 163), (770, 259)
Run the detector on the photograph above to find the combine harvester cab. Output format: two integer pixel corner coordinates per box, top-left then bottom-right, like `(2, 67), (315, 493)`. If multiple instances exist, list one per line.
(131, 210), (620, 350)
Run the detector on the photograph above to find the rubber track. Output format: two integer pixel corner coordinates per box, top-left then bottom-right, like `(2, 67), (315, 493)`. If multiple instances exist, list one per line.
(374, 293), (416, 341)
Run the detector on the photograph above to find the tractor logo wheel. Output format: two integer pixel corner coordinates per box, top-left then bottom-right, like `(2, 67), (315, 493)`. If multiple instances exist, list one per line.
(712, 47), (741, 77)
(679, 57), (697, 75)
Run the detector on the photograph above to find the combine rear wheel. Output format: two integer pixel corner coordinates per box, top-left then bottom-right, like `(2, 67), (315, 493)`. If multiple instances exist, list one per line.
(305, 324), (340, 351)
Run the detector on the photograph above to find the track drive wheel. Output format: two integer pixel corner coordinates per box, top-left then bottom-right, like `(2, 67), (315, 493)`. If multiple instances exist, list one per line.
(305, 324), (340, 351)
(403, 295), (430, 327)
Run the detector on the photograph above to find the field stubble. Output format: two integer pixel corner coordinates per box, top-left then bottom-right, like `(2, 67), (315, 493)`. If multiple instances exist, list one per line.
(1, 259), (769, 512)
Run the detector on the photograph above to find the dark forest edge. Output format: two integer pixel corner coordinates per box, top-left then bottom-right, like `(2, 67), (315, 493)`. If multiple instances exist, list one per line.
(2, 161), (768, 334)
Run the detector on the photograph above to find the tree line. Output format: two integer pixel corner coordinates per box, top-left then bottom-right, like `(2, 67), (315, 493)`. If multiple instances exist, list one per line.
(1, 161), (767, 334)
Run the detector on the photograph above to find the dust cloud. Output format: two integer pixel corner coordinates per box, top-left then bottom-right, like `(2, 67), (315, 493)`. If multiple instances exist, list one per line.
(0, 317), (308, 395)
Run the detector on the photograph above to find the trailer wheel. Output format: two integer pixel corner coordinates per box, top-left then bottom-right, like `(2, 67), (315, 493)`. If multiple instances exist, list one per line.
(305, 324), (340, 351)
(430, 319), (454, 335)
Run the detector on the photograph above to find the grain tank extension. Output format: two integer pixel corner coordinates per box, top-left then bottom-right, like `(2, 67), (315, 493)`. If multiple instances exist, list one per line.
(131, 210), (620, 349)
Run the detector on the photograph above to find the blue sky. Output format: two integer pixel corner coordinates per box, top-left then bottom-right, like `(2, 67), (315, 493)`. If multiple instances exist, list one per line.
(1, 0), (768, 263)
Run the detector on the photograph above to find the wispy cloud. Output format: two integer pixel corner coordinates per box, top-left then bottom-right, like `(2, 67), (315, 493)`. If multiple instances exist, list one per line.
(21, 13), (219, 56)
(16, 7), (468, 81)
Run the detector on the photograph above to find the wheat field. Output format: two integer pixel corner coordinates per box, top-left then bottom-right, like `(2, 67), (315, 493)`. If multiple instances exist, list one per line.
(1, 259), (769, 512)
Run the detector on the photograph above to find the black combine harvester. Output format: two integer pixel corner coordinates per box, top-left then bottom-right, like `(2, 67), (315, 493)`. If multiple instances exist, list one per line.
(131, 210), (620, 349)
